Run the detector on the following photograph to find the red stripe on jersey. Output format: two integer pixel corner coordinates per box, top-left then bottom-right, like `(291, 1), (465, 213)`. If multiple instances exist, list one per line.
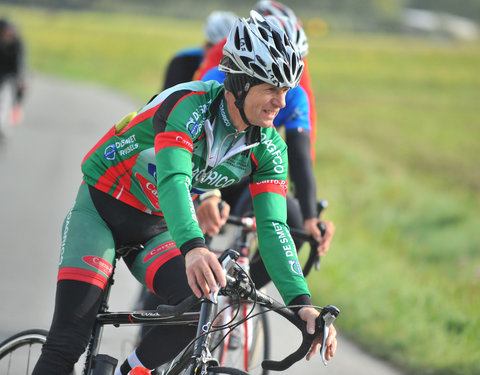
(250, 152), (259, 168)
(58, 267), (108, 290)
(155, 131), (193, 155)
(249, 180), (288, 198)
(145, 248), (182, 292)
(82, 126), (116, 164)
(94, 154), (139, 194)
(166, 91), (207, 119)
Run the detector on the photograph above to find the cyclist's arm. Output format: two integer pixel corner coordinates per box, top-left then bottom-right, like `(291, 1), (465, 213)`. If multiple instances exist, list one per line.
(152, 86), (226, 297)
(249, 129), (311, 306)
(280, 86), (318, 222)
(152, 89), (207, 254)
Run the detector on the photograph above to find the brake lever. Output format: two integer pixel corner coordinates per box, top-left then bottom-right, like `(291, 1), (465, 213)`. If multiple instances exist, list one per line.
(210, 249), (240, 303)
(319, 305), (340, 365)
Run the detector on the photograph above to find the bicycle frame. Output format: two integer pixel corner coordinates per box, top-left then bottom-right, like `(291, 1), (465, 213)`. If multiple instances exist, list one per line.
(79, 249), (338, 375)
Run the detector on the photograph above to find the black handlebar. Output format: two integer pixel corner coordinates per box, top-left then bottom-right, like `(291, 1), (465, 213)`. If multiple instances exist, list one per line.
(156, 294), (201, 316)
(261, 304), (340, 371)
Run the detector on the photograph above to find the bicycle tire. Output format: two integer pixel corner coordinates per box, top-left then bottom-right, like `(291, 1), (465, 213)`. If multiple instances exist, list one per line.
(207, 366), (250, 375)
(0, 328), (48, 375)
(214, 304), (270, 375)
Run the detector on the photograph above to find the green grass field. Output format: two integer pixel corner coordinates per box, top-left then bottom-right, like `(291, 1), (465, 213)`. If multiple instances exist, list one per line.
(2, 5), (479, 375)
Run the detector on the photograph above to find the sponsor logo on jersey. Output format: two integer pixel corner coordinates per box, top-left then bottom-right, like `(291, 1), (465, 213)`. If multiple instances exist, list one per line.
(253, 179), (287, 189)
(104, 135), (139, 160)
(82, 255), (113, 277)
(186, 101), (211, 137)
(143, 241), (176, 263)
(219, 100), (231, 127)
(148, 163), (157, 180)
(104, 144), (116, 160)
(135, 172), (160, 209)
(260, 133), (284, 174)
(289, 260), (303, 275)
(59, 206), (74, 265)
(191, 167), (236, 188)
(272, 222), (294, 257)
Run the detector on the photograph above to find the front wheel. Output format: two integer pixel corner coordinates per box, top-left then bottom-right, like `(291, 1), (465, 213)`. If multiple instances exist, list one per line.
(213, 304), (270, 375)
(0, 329), (48, 375)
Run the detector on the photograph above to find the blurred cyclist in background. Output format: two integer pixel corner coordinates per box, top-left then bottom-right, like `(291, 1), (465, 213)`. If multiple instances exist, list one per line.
(160, 10), (236, 90)
(0, 18), (26, 140)
(195, 1), (334, 289)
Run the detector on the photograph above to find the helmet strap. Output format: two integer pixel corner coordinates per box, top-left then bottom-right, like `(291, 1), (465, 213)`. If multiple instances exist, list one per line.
(225, 74), (262, 128)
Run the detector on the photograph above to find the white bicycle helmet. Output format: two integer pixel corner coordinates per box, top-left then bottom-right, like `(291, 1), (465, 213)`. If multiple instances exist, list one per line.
(265, 15), (309, 58)
(203, 11), (238, 46)
(220, 10), (304, 89)
(254, 1), (298, 24)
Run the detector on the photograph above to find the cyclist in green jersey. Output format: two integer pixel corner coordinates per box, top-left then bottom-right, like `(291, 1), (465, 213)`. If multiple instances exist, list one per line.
(33, 11), (337, 375)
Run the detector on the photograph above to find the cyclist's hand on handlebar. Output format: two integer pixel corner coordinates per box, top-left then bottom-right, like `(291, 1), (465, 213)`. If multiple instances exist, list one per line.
(185, 247), (227, 299)
(196, 196), (230, 237)
(304, 218), (336, 257)
(298, 306), (337, 361)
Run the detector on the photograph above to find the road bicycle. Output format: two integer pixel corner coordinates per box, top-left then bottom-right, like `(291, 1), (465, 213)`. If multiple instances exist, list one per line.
(205, 200), (329, 375)
(0, 248), (339, 375)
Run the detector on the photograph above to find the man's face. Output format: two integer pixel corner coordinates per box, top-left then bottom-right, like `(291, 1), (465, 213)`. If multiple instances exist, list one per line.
(243, 83), (288, 128)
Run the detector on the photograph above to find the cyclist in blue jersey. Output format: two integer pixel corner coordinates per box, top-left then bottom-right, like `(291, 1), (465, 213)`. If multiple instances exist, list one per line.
(161, 10), (237, 90)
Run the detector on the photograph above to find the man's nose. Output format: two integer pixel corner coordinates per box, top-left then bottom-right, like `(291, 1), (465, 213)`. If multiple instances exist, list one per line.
(273, 92), (287, 109)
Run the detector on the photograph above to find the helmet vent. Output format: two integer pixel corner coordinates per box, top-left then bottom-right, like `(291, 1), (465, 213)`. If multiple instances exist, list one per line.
(271, 64), (283, 84)
(234, 29), (241, 49)
(272, 31), (285, 54)
(240, 56), (252, 68)
(244, 29), (253, 51)
(269, 46), (281, 59)
(252, 64), (268, 79)
(259, 27), (269, 42)
(283, 63), (291, 82)
(256, 54), (266, 67)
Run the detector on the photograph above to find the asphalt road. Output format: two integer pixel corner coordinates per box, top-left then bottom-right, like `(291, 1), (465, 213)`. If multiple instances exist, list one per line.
(0, 74), (404, 374)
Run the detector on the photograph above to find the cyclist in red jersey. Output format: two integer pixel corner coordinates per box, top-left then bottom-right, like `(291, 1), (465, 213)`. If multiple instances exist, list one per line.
(32, 11), (337, 375)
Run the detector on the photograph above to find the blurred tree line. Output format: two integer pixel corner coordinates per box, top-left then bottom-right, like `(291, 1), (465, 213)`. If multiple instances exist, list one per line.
(3, 0), (480, 32)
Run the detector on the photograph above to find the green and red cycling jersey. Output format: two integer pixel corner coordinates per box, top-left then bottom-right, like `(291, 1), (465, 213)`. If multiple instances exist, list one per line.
(81, 80), (310, 305)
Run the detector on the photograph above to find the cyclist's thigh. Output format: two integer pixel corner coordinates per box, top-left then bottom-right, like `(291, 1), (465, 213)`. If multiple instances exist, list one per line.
(58, 183), (116, 288)
(127, 232), (191, 304)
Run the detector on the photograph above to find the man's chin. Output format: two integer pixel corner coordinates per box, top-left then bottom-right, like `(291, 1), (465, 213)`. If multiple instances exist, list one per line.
(258, 120), (274, 128)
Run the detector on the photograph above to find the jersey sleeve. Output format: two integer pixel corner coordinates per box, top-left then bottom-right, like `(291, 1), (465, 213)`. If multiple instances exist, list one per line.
(249, 129), (311, 305)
